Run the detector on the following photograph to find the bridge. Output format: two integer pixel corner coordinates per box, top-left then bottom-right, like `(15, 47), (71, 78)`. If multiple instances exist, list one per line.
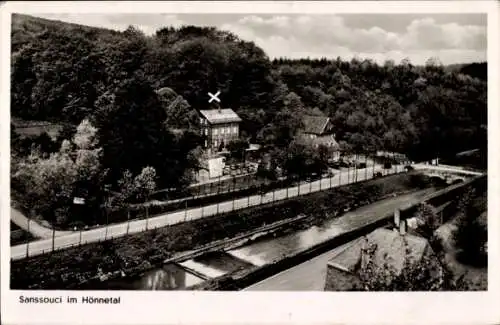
(412, 163), (484, 184)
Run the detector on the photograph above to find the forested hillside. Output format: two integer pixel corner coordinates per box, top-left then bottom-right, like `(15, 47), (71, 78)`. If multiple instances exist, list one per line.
(10, 14), (487, 226)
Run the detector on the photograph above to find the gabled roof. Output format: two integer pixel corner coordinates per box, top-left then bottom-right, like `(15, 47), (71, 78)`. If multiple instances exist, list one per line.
(327, 228), (431, 275)
(302, 115), (331, 135)
(199, 108), (242, 124)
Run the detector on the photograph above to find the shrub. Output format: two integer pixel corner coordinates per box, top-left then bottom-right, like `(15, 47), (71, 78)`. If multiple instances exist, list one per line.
(452, 189), (487, 267)
(354, 242), (450, 291)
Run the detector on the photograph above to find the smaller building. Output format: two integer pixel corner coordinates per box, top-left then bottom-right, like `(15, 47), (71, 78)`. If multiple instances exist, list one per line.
(199, 108), (242, 152)
(324, 220), (443, 291)
(298, 115), (340, 160)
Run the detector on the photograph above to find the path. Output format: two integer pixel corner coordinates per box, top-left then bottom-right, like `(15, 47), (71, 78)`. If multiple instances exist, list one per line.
(10, 208), (71, 239)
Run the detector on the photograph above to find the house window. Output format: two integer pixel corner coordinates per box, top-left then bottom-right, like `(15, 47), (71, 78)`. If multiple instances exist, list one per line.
(214, 128), (218, 135)
(204, 128), (208, 136)
(233, 126), (237, 134)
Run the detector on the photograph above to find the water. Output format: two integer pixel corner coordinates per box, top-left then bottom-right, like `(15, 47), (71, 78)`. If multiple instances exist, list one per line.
(92, 263), (205, 290)
(179, 251), (255, 278)
(226, 188), (438, 267)
(227, 222), (345, 266)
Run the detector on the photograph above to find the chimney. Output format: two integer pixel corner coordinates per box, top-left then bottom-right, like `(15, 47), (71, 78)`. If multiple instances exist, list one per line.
(399, 219), (407, 236)
(393, 209), (400, 229)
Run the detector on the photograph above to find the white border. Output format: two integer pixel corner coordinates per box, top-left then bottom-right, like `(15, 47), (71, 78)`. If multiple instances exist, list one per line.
(1, 1), (499, 325)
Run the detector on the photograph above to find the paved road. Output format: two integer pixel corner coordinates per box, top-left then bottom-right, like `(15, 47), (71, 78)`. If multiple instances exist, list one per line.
(243, 187), (438, 291)
(11, 165), (399, 260)
(10, 208), (71, 239)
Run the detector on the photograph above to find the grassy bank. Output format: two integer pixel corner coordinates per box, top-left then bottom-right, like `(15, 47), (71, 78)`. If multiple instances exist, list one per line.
(11, 172), (434, 290)
(10, 222), (35, 246)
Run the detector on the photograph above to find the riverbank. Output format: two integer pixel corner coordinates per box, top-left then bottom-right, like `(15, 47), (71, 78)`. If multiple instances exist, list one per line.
(11, 172), (435, 289)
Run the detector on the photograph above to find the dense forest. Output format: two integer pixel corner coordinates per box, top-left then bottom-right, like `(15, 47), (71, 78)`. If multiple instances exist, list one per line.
(10, 14), (487, 226)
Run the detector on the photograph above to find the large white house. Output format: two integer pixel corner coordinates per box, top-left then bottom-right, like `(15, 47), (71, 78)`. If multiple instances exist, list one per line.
(199, 108), (242, 152)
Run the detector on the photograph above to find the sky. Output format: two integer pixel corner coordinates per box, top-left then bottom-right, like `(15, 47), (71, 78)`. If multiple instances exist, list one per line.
(34, 13), (487, 65)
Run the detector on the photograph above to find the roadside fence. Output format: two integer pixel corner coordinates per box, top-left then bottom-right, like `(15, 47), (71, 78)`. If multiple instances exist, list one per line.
(13, 159), (408, 260)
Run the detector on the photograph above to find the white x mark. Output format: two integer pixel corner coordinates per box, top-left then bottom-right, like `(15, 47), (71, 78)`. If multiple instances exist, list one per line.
(208, 90), (221, 103)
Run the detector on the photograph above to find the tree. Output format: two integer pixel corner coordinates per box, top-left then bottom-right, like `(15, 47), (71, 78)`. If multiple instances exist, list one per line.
(227, 138), (250, 162)
(73, 119), (99, 150)
(452, 189), (487, 266)
(92, 76), (174, 186)
(413, 203), (441, 239)
(280, 141), (327, 179)
(11, 119), (105, 226)
(11, 46), (38, 119)
(258, 93), (304, 148)
(112, 166), (157, 206)
(157, 87), (197, 129)
(11, 13), (487, 210)
(133, 167), (157, 202)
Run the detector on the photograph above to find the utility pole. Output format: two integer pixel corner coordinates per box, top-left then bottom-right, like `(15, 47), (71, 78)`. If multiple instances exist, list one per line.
(126, 208), (130, 235)
(354, 153), (357, 182)
(145, 203), (149, 231)
(52, 215), (55, 253)
(372, 153), (376, 179)
(104, 206), (109, 240)
(347, 165), (350, 184)
(26, 218), (30, 257)
(364, 152), (367, 180)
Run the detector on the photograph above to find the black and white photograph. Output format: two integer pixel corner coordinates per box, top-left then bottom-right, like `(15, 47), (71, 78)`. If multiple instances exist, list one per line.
(1, 1), (498, 324)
